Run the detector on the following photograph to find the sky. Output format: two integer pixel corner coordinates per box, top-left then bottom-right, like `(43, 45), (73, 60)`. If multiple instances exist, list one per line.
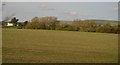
(1, 2), (119, 21)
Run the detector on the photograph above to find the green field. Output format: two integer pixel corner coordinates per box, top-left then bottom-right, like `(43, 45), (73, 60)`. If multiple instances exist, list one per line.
(2, 26), (17, 29)
(2, 29), (118, 63)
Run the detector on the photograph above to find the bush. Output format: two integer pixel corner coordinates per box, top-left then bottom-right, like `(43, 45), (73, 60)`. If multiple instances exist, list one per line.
(17, 26), (23, 29)
(23, 16), (119, 34)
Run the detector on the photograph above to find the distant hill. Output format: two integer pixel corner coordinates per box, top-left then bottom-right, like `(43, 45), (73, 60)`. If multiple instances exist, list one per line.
(88, 19), (118, 22)
(89, 19), (118, 25)
(59, 19), (118, 25)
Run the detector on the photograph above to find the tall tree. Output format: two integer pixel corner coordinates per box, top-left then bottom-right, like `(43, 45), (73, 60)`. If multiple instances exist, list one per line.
(24, 21), (28, 26)
(10, 17), (19, 26)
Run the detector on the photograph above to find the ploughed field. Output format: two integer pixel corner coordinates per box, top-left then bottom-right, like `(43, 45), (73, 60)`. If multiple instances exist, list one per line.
(2, 29), (118, 63)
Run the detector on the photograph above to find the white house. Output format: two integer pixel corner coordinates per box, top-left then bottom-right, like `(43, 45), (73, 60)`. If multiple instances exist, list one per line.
(7, 23), (14, 26)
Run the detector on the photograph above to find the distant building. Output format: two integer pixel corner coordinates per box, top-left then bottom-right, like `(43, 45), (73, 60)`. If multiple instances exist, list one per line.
(7, 23), (14, 26)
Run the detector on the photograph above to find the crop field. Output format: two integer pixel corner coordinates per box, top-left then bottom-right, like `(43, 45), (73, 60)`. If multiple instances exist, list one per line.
(2, 29), (118, 63)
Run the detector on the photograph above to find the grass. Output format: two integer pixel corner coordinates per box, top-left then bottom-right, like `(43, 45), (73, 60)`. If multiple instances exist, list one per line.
(2, 26), (17, 29)
(2, 29), (118, 63)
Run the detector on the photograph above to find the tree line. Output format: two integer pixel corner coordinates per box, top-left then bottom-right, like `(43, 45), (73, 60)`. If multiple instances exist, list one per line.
(10, 16), (119, 34)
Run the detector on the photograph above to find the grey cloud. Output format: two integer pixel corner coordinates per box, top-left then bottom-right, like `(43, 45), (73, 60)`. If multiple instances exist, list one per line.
(64, 11), (79, 16)
(2, 12), (16, 21)
(37, 4), (55, 11)
(113, 7), (118, 12)
(2, 2), (118, 21)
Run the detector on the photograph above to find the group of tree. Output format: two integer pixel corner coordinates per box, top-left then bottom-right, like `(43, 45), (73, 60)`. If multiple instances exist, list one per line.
(24, 16), (59, 30)
(10, 16), (119, 34)
(9, 17), (19, 26)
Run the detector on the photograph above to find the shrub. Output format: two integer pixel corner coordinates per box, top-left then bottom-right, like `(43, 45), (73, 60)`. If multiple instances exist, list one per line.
(17, 26), (23, 29)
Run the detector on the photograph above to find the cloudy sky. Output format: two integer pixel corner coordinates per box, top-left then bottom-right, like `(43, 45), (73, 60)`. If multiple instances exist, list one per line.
(1, 2), (118, 21)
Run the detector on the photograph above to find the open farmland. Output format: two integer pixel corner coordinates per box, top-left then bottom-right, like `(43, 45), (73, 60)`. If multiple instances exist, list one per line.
(2, 29), (118, 63)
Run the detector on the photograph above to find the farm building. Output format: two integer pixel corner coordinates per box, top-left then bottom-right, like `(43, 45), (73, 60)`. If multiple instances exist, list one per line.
(2, 22), (14, 26)
(7, 23), (14, 26)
